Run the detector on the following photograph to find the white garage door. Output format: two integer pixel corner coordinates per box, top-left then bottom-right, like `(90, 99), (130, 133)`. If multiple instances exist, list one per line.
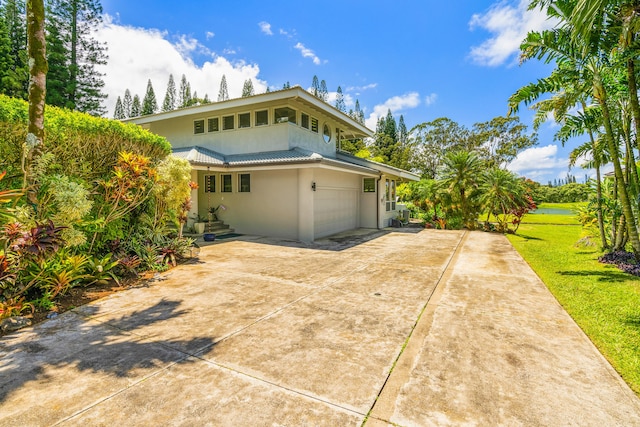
(314, 188), (358, 239)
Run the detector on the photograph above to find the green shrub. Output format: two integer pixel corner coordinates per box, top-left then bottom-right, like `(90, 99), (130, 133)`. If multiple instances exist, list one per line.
(0, 94), (171, 188)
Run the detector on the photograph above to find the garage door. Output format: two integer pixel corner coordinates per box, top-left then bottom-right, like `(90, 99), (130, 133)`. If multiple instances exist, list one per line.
(314, 188), (358, 239)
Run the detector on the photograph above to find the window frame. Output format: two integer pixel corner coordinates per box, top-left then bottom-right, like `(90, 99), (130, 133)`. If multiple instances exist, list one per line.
(301, 113), (310, 129)
(238, 173), (251, 193)
(310, 117), (319, 133)
(222, 115), (235, 130)
(207, 117), (219, 132)
(194, 119), (205, 134)
(255, 110), (268, 126)
(204, 174), (216, 193)
(274, 107), (297, 125)
(221, 173), (233, 193)
(238, 112), (251, 129)
(363, 178), (376, 193)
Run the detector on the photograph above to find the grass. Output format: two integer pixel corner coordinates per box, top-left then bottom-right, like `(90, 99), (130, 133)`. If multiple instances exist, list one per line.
(507, 203), (640, 396)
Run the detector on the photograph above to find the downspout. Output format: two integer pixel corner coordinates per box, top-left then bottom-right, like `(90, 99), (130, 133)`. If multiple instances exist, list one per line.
(377, 173), (383, 230)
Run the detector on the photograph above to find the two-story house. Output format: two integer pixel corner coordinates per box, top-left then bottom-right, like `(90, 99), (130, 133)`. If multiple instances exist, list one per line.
(126, 86), (419, 242)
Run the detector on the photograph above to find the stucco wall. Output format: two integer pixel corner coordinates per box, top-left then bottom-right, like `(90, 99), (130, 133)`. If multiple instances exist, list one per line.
(196, 169), (299, 240)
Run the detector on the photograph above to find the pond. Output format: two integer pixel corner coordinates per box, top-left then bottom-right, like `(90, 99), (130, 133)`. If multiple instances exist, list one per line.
(530, 208), (574, 215)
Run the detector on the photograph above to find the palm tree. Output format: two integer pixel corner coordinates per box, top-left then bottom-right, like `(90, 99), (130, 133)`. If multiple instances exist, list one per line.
(513, 1), (640, 257)
(478, 168), (528, 232)
(439, 151), (483, 228)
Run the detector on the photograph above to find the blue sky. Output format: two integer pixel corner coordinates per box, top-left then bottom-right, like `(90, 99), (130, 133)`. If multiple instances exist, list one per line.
(97, 0), (593, 184)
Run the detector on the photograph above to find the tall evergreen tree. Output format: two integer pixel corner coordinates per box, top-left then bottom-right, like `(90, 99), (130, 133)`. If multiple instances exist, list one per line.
(130, 94), (141, 117)
(241, 78), (254, 97)
(335, 86), (345, 112)
(0, 0), (28, 98)
(113, 95), (124, 119)
(311, 75), (320, 97)
(398, 115), (407, 143)
(282, 81), (290, 89)
(44, 21), (69, 107)
(142, 79), (157, 115)
(217, 74), (229, 101)
(177, 74), (191, 108)
(122, 88), (132, 117)
(354, 99), (364, 124)
(46, 0), (108, 115)
(383, 109), (397, 141)
(162, 73), (176, 112)
(319, 79), (328, 101)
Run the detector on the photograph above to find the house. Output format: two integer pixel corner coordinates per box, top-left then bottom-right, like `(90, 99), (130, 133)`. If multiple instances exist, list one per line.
(126, 86), (419, 242)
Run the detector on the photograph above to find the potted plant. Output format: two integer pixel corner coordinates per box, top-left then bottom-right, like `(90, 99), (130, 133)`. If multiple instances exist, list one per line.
(192, 214), (207, 234)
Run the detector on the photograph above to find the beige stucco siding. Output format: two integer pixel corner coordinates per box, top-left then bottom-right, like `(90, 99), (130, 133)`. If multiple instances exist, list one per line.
(312, 169), (361, 239)
(197, 169), (299, 240)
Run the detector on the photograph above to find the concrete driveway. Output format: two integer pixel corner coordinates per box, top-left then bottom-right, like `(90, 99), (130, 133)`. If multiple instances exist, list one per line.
(1, 229), (639, 426)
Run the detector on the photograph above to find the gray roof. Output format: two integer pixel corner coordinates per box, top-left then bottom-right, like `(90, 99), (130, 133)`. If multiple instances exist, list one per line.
(171, 146), (419, 179)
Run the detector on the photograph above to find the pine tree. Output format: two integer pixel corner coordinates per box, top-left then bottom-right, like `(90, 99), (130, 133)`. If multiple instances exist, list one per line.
(122, 88), (132, 117)
(383, 109), (397, 141)
(177, 74), (191, 108)
(319, 79), (328, 101)
(335, 86), (345, 112)
(113, 96), (124, 119)
(398, 115), (407, 143)
(203, 93), (210, 103)
(217, 74), (229, 101)
(0, 0), (29, 98)
(142, 79), (158, 115)
(241, 79), (254, 97)
(282, 81), (290, 89)
(45, 21), (70, 107)
(46, 0), (108, 115)
(354, 100), (364, 124)
(311, 75), (320, 97)
(162, 73), (176, 112)
(131, 94), (141, 117)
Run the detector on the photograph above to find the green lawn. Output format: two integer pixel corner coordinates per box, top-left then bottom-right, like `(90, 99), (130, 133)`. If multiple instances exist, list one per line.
(507, 203), (640, 396)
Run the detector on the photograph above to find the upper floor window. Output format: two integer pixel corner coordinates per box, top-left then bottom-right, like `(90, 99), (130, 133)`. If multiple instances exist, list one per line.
(194, 119), (205, 134)
(223, 115), (234, 130)
(208, 117), (219, 132)
(301, 113), (309, 129)
(311, 117), (319, 133)
(274, 107), (296, 124)
(322, 123), (332, 143)
(238, 112), (251, 128)
(255, 110), (268, 126)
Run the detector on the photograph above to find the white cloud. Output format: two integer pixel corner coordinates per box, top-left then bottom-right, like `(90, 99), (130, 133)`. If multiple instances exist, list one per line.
(507, 144), (568, 180)
(223, 48), (237, 55)
(424, 93), (438, 106)
(469, 0), (556, 66)
(258, 21), (273, 36)
(205, 31), (215, 40)
(365, 92), (421, 129)
(345, 83), (378, 93)
(294, 42), (323, 65)
(95, 16), (267, 116)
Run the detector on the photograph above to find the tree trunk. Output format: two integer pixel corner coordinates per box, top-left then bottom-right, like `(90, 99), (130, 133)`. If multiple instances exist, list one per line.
(24, 0), (47, 202)
(627, 57), (640, 154)
(594, 70), (640, 258)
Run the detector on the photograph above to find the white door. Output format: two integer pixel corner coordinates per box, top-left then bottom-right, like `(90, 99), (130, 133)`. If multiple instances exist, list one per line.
(314, 188), (358, 239)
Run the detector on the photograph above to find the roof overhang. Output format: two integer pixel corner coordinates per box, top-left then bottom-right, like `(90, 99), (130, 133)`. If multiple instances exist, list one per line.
(336, 151), (421, 181)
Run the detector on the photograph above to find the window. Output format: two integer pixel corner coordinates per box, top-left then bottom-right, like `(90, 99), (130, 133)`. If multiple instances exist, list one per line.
(208, 117), (219, 132)
(238, 112), (251, 128)
(363, 178), (376, 193)
(311, 117), (319, 133)
(274, 107), (296, 124)
(221, 174), (232, 192)
(204, 175), (216, 193)
(391, 180), (396, 210)
(255, 110), (268, 126)
(223, 115), (234, 130)
(322, 123), (332, 143)
(385, 179), (391, 211)
(301, 113), (309, 129)
(239, 173), (250, 192)
(194, 119), (205, 134)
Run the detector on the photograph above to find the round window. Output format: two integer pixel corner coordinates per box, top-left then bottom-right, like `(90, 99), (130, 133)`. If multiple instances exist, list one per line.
(322, 124), (332, 144)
